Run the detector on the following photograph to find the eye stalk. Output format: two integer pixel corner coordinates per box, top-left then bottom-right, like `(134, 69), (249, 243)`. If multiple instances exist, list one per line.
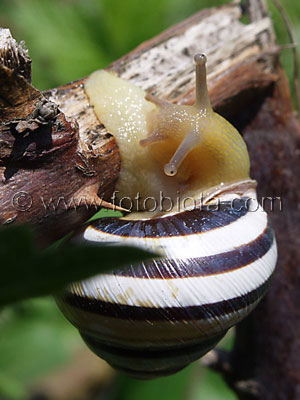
(162, 53), (211, 177)
(164, 129), (198, 177)
(143, 52), (250, 194)
(194, 53), (211, 111)
(194, 53), (206, 64)
(164, 163), (177, 176)
(85, 53), (250, 211)
(62, 53), (277, 380)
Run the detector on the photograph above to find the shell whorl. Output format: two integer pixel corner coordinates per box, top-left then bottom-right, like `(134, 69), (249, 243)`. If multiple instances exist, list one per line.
(57, 196), (277, 379)
(57, 54), (277, 379)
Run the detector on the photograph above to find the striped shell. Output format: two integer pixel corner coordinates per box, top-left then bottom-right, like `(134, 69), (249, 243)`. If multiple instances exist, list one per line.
(56, 196), (277, 379)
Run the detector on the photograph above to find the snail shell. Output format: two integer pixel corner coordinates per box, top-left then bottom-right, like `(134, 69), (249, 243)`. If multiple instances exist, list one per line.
(57, 195), (276, 379)
(56, 55), (277, 379)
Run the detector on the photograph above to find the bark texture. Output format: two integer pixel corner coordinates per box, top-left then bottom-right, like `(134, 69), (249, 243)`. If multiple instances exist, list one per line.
(0, 0), (299, 398)
(0, 30), (120, 244)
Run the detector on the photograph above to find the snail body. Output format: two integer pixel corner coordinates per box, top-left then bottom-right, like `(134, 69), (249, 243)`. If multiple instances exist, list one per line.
(56, 55), (277, 379)
(84, 54), (249, 211)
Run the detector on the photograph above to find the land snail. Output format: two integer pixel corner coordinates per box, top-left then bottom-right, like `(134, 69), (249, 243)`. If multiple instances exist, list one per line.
(56, 54), (277, 379)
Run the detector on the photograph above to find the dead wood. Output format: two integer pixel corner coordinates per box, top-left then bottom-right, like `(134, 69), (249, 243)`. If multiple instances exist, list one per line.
(0, 30), (120, 245)
(0, 2), (278, 244)
(0, 1), (299, 399)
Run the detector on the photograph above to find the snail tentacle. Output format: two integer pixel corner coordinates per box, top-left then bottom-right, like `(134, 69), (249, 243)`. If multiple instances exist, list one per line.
(56, 54), (277, 379)
(194, 53), (211, 112)
(164, 129), (199, 176)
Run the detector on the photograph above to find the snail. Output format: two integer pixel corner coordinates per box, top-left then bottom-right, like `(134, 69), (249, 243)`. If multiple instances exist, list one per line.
(56, 54), (277, 379)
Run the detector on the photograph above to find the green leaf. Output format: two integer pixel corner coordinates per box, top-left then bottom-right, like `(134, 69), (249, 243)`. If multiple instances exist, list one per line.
(0, 372), (26, 400)
(0, 298), (83, 391)
(0, 226), (155, 307)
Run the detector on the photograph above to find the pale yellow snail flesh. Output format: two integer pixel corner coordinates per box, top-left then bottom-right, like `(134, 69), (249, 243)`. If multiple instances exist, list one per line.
(85, 54), (250, 211)
(56, 54), (277, 380)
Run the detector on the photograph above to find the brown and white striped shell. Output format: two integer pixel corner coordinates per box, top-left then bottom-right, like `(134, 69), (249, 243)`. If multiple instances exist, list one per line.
(56, 55), (277, 379)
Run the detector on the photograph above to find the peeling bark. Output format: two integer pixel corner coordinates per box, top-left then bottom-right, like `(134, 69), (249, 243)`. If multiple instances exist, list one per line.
(0, 2), (279, 244)
(0, 1), (299, 398)
(0, 30), (120, 245)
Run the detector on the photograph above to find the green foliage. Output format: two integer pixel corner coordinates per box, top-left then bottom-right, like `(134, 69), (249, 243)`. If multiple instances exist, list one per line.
(0, 0), (228, 90)
(1, 0), (298, 102)
(266, 0), (300, 104)
(0, 1), (298, 399)
(0, 298), (83, 399)
(0, 225), (154, 307)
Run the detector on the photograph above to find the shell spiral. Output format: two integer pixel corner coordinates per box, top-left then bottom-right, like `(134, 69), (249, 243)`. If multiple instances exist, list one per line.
(57, 197), (277, 379)
(56, 54), (277, 379)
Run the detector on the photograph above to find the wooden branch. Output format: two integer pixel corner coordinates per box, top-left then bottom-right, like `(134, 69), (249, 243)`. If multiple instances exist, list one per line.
(201, 3), (300, 399)
(0, 30), (120, 245)
(0, 2), (279, 244)
(0, 1), (299, 398)
(229, 65), (300, 400)
(47, 2), (278, 116)
(1, 2), (279, 245)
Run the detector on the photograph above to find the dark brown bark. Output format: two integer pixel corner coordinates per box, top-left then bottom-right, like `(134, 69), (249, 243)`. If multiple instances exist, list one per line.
(1, 1), (278, 245)
(202, 60), (300, 400)
(0, 1), (299, 398)
(0, 32), (120, 245)
(230, 67), (300, 400)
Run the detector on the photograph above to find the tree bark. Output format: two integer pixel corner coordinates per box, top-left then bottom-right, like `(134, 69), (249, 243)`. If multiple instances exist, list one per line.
(0, 0), (299, 398)
(0, 30), (120, 245)
(1, 0), (278, 244)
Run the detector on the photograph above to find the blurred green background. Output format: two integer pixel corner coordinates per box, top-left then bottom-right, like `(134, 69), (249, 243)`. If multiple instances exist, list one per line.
(0, 0), (298, 399)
